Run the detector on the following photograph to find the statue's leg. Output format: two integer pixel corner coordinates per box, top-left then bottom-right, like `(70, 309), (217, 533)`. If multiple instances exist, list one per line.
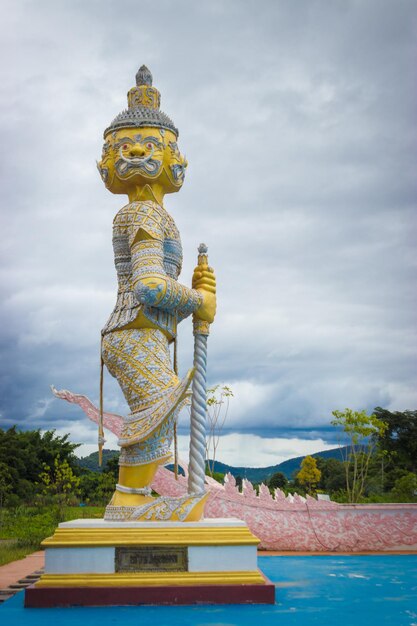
(101, 328), (187, 508)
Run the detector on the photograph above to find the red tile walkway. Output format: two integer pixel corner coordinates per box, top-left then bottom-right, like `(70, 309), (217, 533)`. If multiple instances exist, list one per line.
(0, 551), (44, 589)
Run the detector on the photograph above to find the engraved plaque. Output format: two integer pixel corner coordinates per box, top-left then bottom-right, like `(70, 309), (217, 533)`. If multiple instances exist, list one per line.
(115, 546), (188, 572)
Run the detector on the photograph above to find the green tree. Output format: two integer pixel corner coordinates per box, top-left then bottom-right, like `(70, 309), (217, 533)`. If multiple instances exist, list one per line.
(105, 455), (120, 480)
(315, 457), (346, 494)
(383, 467), (411, 492)
(15, 478), (36, 503)
(78, 449), (119, 473)
(205, 470), (225, 484)
(267, 472), (288, 491)
(296, 456), (321, 494)
(373, 408), (417, 473)
(331, 408), (387, 503)
(235, 475), (243, 491)
(205, 385), (234, 476)
(79, 469), (116, 504)
(79, 470), (101, 503)
(0, 462), (12, 509)
(39, 457), (80, 513)
(391, 472), (417, 502)
(94, 472), (116, 503)
(0, 427), (80, 500)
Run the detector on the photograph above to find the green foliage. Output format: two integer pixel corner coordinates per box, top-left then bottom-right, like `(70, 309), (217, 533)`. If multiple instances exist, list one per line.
(79, 470), (116, 504)
(391, 472), (417, 502)
(0, 505), (105, 566)
(207, 384), (234, 407)
(0, 506), (105, 543)
(267, 472), (288, 490)
(39, 458), (80, 500)
(1, 416), (416, 510)
(205, 384), (234, 477)
(93, 472), (116, 503)
(315, 457), (346, 493)
(0, 461), (13, 508)
(331, 408), (387, 444)
(105, 455), (120, 480)
(4, 493), (21, 508)
(296, 456), (321, 494)
(205, 471), (225, 484)
(78, 449), (120, 473)
(6, 508), (60, 547)
(15, 478), (36, 502)
(373, 408), (417, 473)
(330, 489), (351, 503)
(0, 428), (119, 507)
(331, 408), (387, 503)
(0, 426), (80, 500)
(383, 467), (411, 492)
(38, 458), (81, 520)
(0, 544), (36, 567)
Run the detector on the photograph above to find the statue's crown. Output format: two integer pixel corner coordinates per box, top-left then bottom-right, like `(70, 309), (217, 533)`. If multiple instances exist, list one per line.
(104, 65), (178, 138)
(128, 65), (160, 109)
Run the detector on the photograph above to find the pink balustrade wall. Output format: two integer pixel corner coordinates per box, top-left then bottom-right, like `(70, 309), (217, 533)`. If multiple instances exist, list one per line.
(52, 389), (416, 552)
(153, 467), (417, 552)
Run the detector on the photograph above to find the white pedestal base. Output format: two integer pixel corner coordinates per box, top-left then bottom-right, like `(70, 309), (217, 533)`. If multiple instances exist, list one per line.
(43, 518), (259, 575)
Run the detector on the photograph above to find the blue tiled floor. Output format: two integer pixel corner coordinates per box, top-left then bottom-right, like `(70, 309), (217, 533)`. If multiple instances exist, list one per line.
(1, 555), (416, 625)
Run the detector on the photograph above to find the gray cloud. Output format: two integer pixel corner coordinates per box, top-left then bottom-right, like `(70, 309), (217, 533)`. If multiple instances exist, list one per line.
(0, 0), (415, 449)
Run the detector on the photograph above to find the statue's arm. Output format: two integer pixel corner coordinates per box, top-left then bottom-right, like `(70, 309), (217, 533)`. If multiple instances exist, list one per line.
(176, 298), (198, 323)
(131, 232), (202, 317)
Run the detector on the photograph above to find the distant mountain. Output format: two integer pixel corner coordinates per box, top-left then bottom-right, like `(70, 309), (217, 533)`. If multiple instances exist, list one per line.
(270, 447), (347, 480)
(204, 446), (348, 482)
(78, 449), (119, 472)
(77, 446), (348, 481)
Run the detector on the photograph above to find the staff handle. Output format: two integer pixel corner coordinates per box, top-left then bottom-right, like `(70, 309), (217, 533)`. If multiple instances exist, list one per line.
(188, 243), (211, 495)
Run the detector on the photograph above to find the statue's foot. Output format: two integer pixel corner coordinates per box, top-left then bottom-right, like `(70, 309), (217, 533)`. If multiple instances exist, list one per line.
(104, 492), (208, 522)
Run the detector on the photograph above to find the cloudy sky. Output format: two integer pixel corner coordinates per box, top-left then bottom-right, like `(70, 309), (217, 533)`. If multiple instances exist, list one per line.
(0, 0), (415, 466)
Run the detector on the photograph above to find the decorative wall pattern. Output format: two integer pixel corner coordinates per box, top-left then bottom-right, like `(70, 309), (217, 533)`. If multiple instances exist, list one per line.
(51, 387), (417, 551)
(152, 465), (417, 552)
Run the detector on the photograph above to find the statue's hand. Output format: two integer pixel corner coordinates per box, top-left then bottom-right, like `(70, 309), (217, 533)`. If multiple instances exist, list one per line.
(192, 264), (216, 293)
(192, 264), (217, 324)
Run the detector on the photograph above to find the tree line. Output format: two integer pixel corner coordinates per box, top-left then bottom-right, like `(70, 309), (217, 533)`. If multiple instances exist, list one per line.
(0, 427), (118, 509)
(0, 406), (416, 508)
(262, 407), (417, 502)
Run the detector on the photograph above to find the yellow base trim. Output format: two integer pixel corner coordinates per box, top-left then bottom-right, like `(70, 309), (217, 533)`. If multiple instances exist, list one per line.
(35, 571), (266, 588)
(42, 526), (260, 548)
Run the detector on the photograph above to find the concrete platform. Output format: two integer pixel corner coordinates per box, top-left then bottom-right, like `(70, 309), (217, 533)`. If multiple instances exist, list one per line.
(25, 518), (275, 607)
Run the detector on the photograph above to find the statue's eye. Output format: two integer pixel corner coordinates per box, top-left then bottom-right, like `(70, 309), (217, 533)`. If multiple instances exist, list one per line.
(123, 144), (128, 150)
(146, 142), (153, 149)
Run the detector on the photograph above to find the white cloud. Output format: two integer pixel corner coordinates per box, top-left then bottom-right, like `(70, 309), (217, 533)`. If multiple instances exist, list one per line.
(51, 420), (119, 459)
(69, 424), (335, 469)
(179, 433), (335, 468)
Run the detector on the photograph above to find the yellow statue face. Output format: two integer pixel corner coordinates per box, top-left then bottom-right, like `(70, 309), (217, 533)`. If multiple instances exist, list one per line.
(97, 126), (187, 197)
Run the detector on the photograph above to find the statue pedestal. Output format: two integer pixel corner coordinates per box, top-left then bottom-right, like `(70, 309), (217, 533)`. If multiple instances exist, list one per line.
(25, 518), (274, 607)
